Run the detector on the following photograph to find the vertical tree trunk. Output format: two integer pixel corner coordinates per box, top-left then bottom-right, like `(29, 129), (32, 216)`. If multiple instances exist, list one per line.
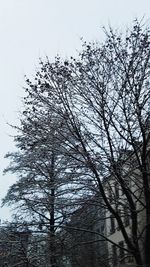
(49, 187), (57, 267)
(143, 165), (150, 266)
(145, 224), (150, 266)
(134, 251), (143, 267)
(144, 200), (150, 266)
(48, 151), (57, 267)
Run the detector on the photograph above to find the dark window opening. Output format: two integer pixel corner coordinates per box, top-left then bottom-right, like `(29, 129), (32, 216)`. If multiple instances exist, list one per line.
(115, 183), (119, 199)
(124, 206), (130, 227)
(110, 216), (115, 234)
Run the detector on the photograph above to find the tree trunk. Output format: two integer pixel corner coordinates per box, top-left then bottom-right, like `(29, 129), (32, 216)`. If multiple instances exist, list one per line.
(143, 166), (150, 266)
(134, 251), (143, 267)
(144, 215), (150, 266)
(49, 151), (57, 267)
(49, 188), (57, 267)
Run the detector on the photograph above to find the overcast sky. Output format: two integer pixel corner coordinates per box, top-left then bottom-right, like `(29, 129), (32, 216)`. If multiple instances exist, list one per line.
(0, 0), (150, 222)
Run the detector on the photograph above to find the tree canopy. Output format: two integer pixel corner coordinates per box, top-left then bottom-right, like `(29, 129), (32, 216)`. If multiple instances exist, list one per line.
(3, 20), (150, 267)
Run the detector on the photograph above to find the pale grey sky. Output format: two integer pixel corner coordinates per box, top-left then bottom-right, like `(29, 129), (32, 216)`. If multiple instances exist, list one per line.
(0, 0), (150, 221)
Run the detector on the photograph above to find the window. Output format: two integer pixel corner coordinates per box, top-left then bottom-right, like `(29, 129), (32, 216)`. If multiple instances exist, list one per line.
(100, 224), (105, 234)
(124, 206), (130, 227)
(110, 216), (115, 234)
(115, 183), (119, 199)
(116, 220), (120, 231)
(108, 187), (113, 202)
(119, 241), (125, 263)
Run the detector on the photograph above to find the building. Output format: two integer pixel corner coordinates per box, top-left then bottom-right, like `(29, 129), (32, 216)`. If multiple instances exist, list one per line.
(104, 148), (148, 266)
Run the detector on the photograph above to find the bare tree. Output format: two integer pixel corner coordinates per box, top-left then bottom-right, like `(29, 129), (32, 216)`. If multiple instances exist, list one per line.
(3, 105), (93, 266)
(0, 223), (32, 267)
(55, 20), (150, 266)
(3, 118), (78, 266)
(3, 20), (150, 267)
